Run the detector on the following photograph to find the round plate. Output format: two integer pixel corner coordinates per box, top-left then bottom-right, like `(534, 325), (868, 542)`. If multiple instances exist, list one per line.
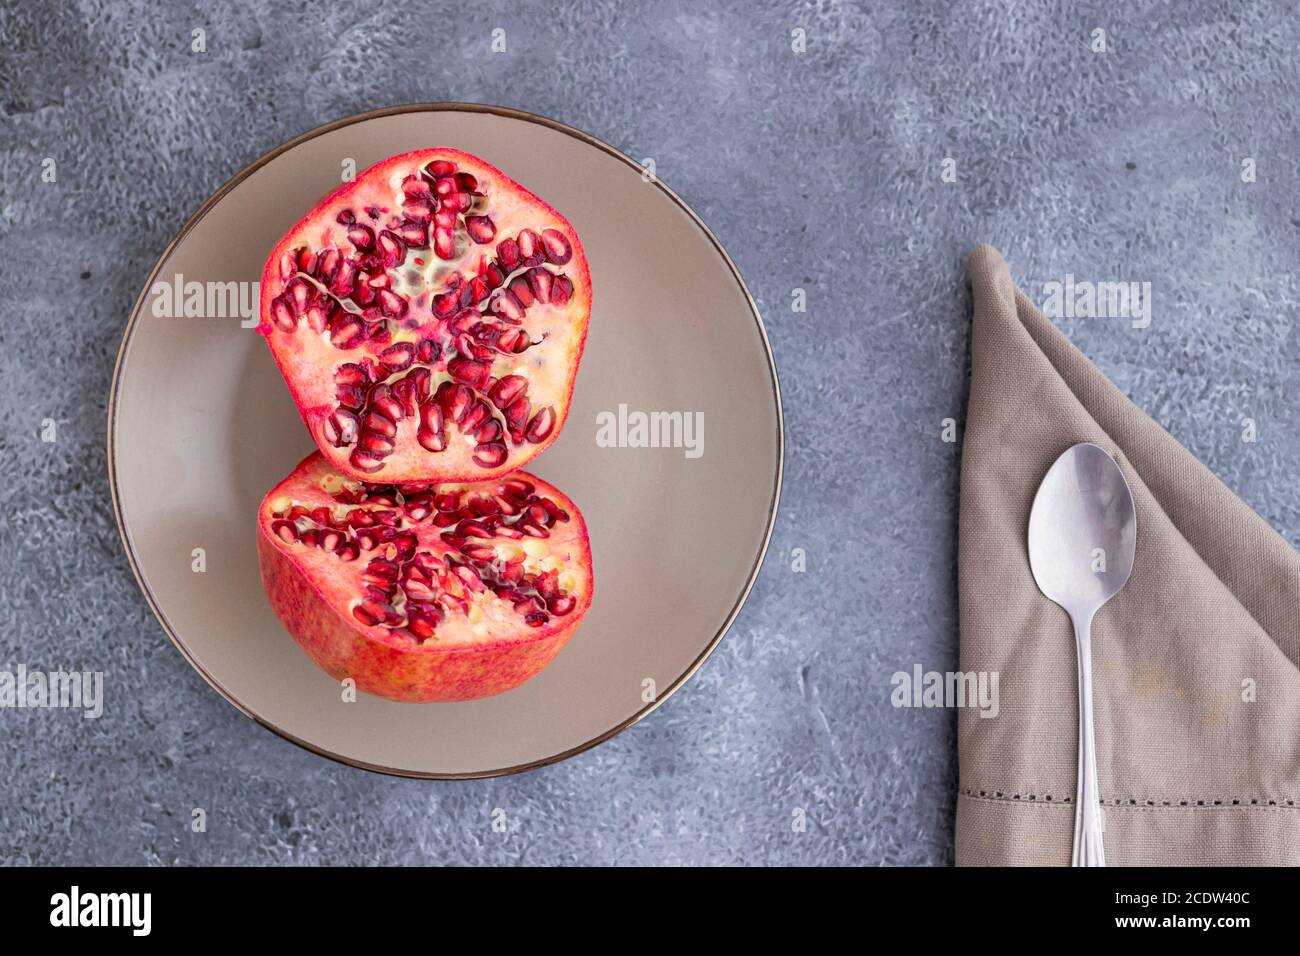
(108, 104), (782, 777)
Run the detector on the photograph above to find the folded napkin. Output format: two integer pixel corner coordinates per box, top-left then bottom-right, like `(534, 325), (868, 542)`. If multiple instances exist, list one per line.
(957, 245), (1300, 866)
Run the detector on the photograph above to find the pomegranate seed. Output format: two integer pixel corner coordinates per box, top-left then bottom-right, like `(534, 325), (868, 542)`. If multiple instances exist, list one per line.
(497, 238), (520, 270)
(548, 595), (576, 616)
(317, 248), (340, 280)
(319, 530), (342, 552)
(324, 409), (359, 447)
(525, 611), (549, 628)
(349, 449), (386, 473)
(501, 478), (534, 498)
(394, 533), (418, 560)
(272, 520), (298, 543)
(489, 289), (525, 323)
(447, 357), (488, 387)
(473, 442), (508, 469)
(417, 400), (447, 452)
(535, 570), (559, 599)
(425, 160), (456, 179)
(335, 383), (364, 409)
(287, 277), (312, 313)
(304, 301), (330, 333)
(334, 542), (360, 562)
(434, 492), (460, 512)
(399, 220), (429, 246)
(517, 229), (541, 262)
(460, 274), (487, 305)
(390, 379), (418, 417)
(476, 419), (503, 444)
(328, 313), (365, 349)
(437, 382), (474, 423)
(401, 175), (432, 198)
(330, 260), (356, 297)
(549, 275), (574, 306)
(271, 296), (296, 331)
(359, 430), (395, 455)
(541, 228), (573, 265)
(508, 276), (534, 307)
(526, 267), (554, 304)
(539, 497), (570, 523)
(336, 209), (356, 225)
(415, 339), (439, 363)
(455, 564), (487, 591)
(525, 406), (556, 443)
(406, 605), (441, 641)
(460, 541), (496, 562)
(432, 291), (458, 318)
(370, 386), (405, 423)
(494, 397), (526, 435)
(459, 399), (491, 432)
(455, 172), (478, 192)
(353, 598), (399, 627)
(521, 522), (549, 538)
(347, 224), (374, 250)
(363, 410), (397, 440)
(488, 375), (528, 409)
(378, 230), (405, 268)
(442, 192), (472, 214)
(377, 289), (407, 317)
(497, 328), (531, 354)
(363, 559), (400, 586)
(379, 342), (415, 373)
(465, 215), (496, 244)
(439, 593), (469, 616)
(434, 228), (455, 260)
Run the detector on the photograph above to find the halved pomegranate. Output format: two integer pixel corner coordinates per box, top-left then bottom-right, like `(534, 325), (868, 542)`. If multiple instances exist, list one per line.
(256, 452), (594, 703)
(259, 148), (592, 482)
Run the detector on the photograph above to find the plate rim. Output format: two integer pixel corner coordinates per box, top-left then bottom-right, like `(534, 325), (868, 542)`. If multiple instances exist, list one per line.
(106, 101), (785, 779)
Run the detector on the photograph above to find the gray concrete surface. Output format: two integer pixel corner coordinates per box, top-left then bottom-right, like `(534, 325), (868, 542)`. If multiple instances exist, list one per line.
(1, 0), (1296, 865)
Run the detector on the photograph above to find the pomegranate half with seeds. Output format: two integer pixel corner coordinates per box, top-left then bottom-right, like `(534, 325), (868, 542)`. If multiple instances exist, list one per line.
(259, 148), (592, 482)
(257, 453), (594, 703)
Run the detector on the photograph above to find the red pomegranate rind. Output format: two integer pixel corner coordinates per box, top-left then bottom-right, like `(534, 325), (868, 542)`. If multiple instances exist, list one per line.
(259, 148), (592, 482)
(256, 452), (594, 703)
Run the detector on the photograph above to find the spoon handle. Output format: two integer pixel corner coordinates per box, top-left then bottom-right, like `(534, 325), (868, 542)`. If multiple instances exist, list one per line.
(1071, 613), (1106, 866)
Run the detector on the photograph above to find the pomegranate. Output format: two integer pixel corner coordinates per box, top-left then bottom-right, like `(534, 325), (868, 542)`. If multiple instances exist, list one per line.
(256, 452), (594, 703)
(259, 149), (592, 482)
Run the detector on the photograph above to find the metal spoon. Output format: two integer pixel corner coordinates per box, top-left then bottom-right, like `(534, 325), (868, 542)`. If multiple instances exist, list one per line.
(1027, 442), (1137, 867)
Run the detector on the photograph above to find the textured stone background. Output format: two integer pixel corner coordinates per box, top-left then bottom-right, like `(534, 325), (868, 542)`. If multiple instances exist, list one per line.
(1, 0), (1295, 865)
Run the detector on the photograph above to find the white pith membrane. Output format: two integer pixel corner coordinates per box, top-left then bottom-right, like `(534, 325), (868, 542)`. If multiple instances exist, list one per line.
(263, 149), (591, 481)
(262, 456), (592, 646)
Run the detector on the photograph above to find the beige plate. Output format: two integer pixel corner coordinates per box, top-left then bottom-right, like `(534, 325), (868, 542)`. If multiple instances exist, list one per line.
(108, 104), (783, 778)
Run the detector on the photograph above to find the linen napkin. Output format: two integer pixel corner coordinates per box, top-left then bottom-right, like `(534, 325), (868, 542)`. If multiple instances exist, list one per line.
(956, 245), (1300, 866)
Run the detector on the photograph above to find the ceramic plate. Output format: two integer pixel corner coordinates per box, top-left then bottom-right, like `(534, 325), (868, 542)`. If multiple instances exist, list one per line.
(108, 104), (782, 777)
